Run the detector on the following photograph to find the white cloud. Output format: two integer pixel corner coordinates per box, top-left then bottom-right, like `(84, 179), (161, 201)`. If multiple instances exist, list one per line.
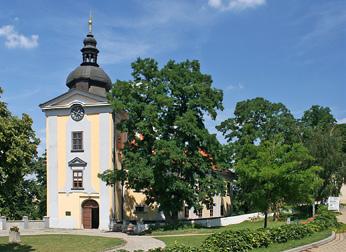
(292, 1), (346, 58)
(208, 0), (266, 11)
(99, 39), (152, 64)
(226, 82), (244, 90)
(0, 25), (38, 49)
(337, 118), (346, 124)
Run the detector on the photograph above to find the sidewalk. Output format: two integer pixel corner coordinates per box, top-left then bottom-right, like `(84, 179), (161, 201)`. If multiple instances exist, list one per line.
(302, 206), (346, 252)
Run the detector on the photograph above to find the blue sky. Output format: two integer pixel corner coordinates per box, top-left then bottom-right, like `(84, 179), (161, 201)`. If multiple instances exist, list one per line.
(0, 0), (345, 152)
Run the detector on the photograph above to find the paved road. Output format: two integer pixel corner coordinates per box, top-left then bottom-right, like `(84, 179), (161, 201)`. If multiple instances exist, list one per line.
(302, 233), (346, 252)
(0, 228), (165, 252)
(301, 206), (346, 252)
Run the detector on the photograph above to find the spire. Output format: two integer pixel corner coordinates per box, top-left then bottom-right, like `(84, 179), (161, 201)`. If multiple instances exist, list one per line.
(81, 14), (99, 67)
(88, 11), (92, 34)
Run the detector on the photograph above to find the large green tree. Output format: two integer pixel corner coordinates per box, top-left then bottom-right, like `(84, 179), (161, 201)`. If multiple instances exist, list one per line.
(30, 152), (47, 218)
(217, 98), (300, 214)
(301, 106), (346, 201)
(237, 137), (322, 228)
(99, 58), (226, 223)
(0, 87), (40, 219)
(217, 97), (299, 147)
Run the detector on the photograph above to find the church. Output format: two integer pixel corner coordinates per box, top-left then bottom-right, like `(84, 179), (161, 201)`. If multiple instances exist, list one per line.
(40, 18), (231, 230)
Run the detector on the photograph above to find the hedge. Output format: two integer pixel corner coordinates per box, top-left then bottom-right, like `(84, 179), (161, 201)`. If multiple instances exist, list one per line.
(117, 209), (338, 252)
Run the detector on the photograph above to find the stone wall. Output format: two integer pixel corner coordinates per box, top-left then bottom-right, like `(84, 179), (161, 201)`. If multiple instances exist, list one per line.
(0, 216), (49, 230)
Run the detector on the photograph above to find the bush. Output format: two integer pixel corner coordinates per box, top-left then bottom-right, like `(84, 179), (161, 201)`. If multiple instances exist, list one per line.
(199, 210), (337, 252)
(201, 228), (271, 252)
(120, 210), (338, 252)
(269, 224), (313, 243)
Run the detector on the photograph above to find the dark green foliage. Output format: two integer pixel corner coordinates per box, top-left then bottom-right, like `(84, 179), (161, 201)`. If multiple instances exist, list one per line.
(200, 210), (336, 252)
(29, 152), (47, 218)
(100, 58), (226, 222)
(202, 228), (271, 252)
(301, 105), (336, 129)
(269, 224), (313, 243)
(236, 137), (322, 227)
(217, 97), (299, 147)
(0, 88), (41, 219)
(301, 106), (346, 201)
(119, 210), (338, 252)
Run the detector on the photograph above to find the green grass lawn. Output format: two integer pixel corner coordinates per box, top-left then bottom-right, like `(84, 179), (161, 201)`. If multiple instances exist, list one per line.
(0, 234), (124, 252)
(156, 234), (209, 247)
(150, 219), (285, 236)
(153, 219), (285, 247)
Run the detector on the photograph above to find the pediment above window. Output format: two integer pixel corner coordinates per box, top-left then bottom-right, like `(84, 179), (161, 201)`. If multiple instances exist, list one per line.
(68, 157), (87, 167)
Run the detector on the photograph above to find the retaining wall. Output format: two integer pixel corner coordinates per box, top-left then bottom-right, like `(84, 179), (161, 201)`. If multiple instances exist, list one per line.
(0, 216), (49, 230)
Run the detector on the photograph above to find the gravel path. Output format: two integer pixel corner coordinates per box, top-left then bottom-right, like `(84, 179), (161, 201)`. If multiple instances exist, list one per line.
(0, 228), (165, 252)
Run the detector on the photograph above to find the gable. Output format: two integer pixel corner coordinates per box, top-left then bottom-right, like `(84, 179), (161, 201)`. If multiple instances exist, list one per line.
(39, 89), (109, 109)
(68, 157), (87, 167)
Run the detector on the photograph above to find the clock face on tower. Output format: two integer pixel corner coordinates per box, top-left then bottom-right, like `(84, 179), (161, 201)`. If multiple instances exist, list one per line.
(70, 105), (85, 121)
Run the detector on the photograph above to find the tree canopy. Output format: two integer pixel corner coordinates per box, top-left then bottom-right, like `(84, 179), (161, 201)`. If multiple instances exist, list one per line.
(217, 97), (299, 151)
(301, 106), (346, 201)
(99, 58), (226, 222)
(236, 137), (322, 227)
(0, 87), (41, 219)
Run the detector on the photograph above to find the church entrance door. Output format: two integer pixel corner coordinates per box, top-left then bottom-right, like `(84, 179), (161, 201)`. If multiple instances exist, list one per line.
(82, 199), (99, 229)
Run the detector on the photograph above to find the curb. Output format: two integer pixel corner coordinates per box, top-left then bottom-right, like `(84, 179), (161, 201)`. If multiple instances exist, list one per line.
(283, 231), (336, 252)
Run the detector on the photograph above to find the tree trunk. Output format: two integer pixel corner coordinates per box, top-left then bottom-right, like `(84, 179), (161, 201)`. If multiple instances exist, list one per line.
(163, 210), (179, 225)
(264, 211), (268, 228)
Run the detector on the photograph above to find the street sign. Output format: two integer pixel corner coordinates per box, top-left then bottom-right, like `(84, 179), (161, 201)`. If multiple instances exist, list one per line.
(327, 196), (340, 211)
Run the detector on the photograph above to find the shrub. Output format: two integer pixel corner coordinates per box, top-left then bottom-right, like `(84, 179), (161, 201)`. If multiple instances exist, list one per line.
(199, 210), (337, 252)
(201, 228), (271, 252)
(269, 224), (313, 243)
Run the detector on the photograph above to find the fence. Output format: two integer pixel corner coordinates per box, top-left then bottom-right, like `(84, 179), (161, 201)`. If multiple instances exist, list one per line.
(188, 212), (266, 227)
(0, 216), (49, 230)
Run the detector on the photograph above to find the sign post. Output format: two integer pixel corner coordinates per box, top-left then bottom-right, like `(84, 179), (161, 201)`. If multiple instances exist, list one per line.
(327, 196), (340, 211)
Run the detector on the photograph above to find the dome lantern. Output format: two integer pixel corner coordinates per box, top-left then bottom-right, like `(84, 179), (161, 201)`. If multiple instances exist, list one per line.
(66, 16), (112, 97)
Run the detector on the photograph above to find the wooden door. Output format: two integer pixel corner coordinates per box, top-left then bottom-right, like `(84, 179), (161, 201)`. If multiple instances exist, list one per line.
(82, 207), (92, 229)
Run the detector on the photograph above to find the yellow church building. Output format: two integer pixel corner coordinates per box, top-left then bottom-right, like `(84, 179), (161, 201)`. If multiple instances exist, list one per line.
(40, 19), (231, 230)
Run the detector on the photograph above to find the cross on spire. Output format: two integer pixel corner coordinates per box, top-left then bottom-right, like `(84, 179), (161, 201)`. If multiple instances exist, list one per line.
(88, 11), (93, 34)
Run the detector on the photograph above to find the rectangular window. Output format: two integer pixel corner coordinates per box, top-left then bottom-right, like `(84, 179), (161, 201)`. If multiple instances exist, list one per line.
(72, 131), (83, 151)
(208, 204), (214, 217)
(135, 206), (145, 213)
(197, 209), (202, 218)
(221, 205), (224, 217)
(184, 207), (189, 218)
(73, 170), (83, 189)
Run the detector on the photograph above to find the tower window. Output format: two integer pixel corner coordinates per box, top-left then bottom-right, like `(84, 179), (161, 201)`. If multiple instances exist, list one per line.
(208, 203), (214, 217)
(72, 131), (83, 151)
(184, 207), (189, 218)
(135, 206), (145, 213)
(197, 209), (202, 218)
(72, 170), (83, 189)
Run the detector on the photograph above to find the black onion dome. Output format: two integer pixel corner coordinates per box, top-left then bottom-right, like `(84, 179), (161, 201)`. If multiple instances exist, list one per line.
(66, 65), (112, 91)
(65, 19), (112, 94)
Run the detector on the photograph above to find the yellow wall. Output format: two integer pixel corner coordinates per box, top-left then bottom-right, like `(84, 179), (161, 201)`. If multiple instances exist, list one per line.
(52, 113), (113, 228)
(89, 114), (100, 192)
